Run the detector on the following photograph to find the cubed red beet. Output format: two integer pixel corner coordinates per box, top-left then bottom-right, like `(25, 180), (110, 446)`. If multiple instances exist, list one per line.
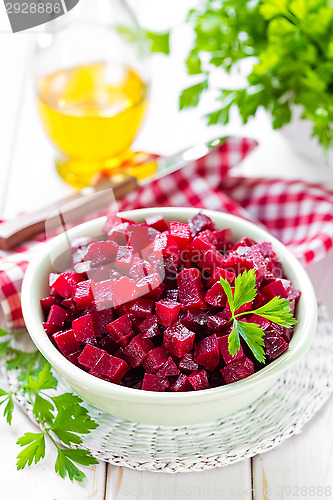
(178, 352), (199, 373)
(49, 273), (60, 287)
(264, 332), (289, 360)
(61, 297), (80, 317)
(44, 215), (300, 392)
(163, 322), (195, 358)
(94, 353), (129, 383)
(179, 309), (208, 332)
(188, 370), (209, 390)
(72, 308), (114, 342)
(269, 323), (293, 343)
(113, 276), (138, 307)
(142, 373), (167, 392)
(247, 314), (271, 331)
(156, 357), (180, 377)
(165, 288), (178, 301)
(66, 351), (81, 367)
(152, 233), (179, 259)
(189, 236), (213, 263)
(204, 282), (227, 308)
(207, 313), (229, 333)
(74, 280), (95, 310)
(212, 229), (233, 251)
(261, 280), (288, 300)
(129, 257), (155, 280)
(196, 229), (218, 247)
(170, 373), (192, 392)
(231, 237), (256, 252)
(123, 335), (154, 367)
(129, 298), (154, 318)
(85, 241), (118, 267)
(177, 268), (206, 310)
(78, 345), (105, 370)
(71, 236), (93, 264)
(221, 254), (254, 277)
(288, 287), (301, 302)
(114, 246), (134, 274)
(40, 296), (60, 316)
(44, 305), (69, 335)
(106, 314), (134, 347)
(74, 260), (93, 275)
(107, 222), (130, 246)
(169, 221), (191, 250)
(139, 315), (160, 338)
(92, 279), (116, 309)
(259, 242), (275, 258)
(145, 214), (168, 232)
(199, 247), (225, 274)
(87, 265), (113, 282)
(221, 357), (254, 384)
(52, 272), (84, 299)
(128, 230), (152, 255)
(218, 335), (244, 364)
(194, 334), (220, 371)
(206, 267), (236, 288)
(53, 329), (81, 356)
(98, 334), (118, 354)
(142, 346), (168, 373)
(136, 273), (164, 300)
(156, 298), (181, 327)
(189, 212), (215, 236)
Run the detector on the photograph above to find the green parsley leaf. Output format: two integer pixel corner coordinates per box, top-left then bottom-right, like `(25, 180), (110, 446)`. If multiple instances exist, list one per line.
(16, 433), (46, 469)
(0, 329), (99, 483)
(52, 430), (83, 446)
(219, 276), (235, 314)
(4, 397), (14, 425)
(0, 341), (10, 358)
(251, 296), (297, 328)
(33, 394), (54, 425)
(146, 30), (170, 55)
(233, 269), (257, 312)
(115, 26), (170, 55)
(235, 320), (266, 363)
(227, 321), (241, 357)
(51, 394), (98, 435)
(185, 51), (203, 75)
(222, 269), (298, 363)
(27, 363), (57, 392)
(179, 80), (208, 110)
(55, 449), (98, 482)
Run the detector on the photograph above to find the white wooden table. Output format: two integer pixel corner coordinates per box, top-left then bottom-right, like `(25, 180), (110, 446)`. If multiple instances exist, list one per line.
(1, 2), (333, 499)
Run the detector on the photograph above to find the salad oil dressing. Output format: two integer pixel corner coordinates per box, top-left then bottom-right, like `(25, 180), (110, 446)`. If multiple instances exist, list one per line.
(36, 62), (148, 185)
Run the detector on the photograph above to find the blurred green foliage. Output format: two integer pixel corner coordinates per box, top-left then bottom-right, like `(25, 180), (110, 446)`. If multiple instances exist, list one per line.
(174, 0), (333, 150)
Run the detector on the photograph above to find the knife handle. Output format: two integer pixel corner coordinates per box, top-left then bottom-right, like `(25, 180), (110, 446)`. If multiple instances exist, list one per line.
(0, 173), (138, 251)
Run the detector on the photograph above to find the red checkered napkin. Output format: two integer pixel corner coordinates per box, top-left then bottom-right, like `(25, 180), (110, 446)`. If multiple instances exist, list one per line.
(1, 136), (333, 331)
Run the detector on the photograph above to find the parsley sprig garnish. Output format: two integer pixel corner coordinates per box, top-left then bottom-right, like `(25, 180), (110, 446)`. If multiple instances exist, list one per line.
(220, 269), (297, 363)
(0, 328), (98, 482)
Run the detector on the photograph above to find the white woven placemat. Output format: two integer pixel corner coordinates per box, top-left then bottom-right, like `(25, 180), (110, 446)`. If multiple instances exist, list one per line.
(1, 304), (333, 473)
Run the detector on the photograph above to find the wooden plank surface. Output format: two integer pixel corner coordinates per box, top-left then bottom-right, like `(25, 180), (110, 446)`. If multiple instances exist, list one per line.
(106, 461), (252, 500)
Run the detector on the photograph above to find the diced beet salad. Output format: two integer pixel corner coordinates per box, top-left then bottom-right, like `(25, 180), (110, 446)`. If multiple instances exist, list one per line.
(41, 211), (301, 392)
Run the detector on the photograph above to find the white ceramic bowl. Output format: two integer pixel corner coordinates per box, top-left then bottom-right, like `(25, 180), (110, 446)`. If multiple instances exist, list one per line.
(21, 208), (317, 425)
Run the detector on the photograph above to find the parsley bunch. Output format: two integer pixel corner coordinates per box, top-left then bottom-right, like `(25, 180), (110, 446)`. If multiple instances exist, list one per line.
(220, 269), (297, 362)
(0, 329), (98, 482)
(176, 0), (333, 151)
